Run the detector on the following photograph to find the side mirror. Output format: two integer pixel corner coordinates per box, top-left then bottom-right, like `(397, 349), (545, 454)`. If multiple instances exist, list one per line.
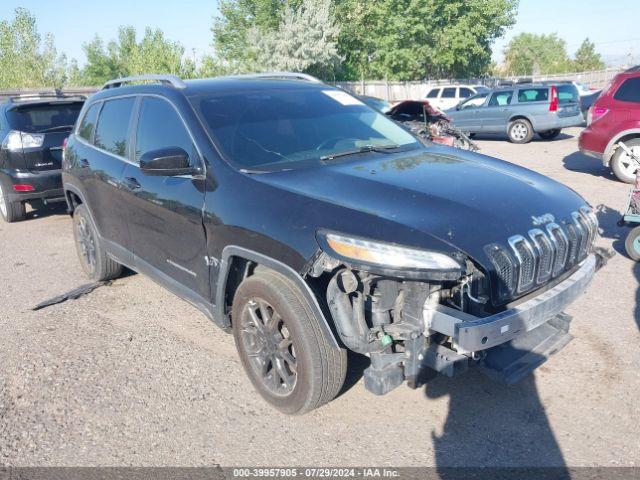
(140, 147), (195, 177)
(456, 104), (462, 111)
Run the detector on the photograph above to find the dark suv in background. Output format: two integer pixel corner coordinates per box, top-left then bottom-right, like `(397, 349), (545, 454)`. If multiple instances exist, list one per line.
(63, 73), (605, 414)
(0, 93), (84, 222)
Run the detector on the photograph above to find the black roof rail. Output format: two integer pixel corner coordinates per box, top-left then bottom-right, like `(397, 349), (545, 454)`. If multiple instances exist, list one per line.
(625, 65), (640, 73)
(102, 74), (187, 90)
(226, 72), (322, 83)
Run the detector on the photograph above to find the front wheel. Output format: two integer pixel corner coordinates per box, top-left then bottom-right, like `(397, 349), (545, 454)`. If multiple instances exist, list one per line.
(625, 226), (640, 261)
(73, 204), (123, 281)
(232, 269), (347, 414)
(507, 119), (534, 144)
(539, 129), (561, 140)
(611, 138), (640, 184)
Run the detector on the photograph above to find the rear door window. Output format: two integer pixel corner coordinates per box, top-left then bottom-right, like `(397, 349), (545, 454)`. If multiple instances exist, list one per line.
(488, 91), (513, 107)
(6, 102), (83, 133)
(459, 87), (474, 98)
(94, 97), (135, 157)
(517, 88), (549, 103)
(427, 88), (440, 98)
(614, 78), (640, 103)
(77, 103), (101, 143)
(442, 87), (456, 98)
(134, 97), (198, 164)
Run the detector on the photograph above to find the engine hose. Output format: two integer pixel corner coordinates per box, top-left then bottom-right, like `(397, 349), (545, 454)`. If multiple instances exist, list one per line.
(327, 272), (382, 354)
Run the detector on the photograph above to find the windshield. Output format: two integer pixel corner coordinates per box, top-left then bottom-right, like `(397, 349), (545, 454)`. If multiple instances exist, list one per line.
(193, 88), (421, 170)
(6, 102), (83, 133)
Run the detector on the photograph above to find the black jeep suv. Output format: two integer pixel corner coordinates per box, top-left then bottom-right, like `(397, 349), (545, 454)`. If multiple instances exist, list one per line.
(0, 93), (84, 222)
(63, 73), (606, 414)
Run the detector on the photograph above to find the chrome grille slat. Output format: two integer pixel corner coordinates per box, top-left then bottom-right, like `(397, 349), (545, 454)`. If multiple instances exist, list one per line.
(509, 235), (536, 292)
(546, 223), (569, 276)
(486, 208), (597, 301)
(529, 229), (554, 283)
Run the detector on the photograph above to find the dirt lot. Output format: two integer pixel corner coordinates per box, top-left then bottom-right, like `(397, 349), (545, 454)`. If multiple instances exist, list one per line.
(1, 127), (639, 468)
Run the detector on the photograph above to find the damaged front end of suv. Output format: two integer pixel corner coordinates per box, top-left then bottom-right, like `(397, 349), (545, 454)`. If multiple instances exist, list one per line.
(308, 209), (609, 396)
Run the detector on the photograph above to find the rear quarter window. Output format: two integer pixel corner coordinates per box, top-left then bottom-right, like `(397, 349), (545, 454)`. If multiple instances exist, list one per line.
(426, 88), (440, 98)
(517, 88), (549, 102)
(557, 85), (579, 104)
(613, 78), (640, 103)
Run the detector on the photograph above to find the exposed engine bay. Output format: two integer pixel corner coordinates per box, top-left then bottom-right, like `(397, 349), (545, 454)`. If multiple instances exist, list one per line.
(387, 100), (479, 152)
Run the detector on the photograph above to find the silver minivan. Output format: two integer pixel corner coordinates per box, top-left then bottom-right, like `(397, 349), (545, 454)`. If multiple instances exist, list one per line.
(445, 83), (584, 143)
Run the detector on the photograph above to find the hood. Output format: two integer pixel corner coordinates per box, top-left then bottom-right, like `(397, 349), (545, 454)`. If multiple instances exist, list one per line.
(254, 146), (589, 271)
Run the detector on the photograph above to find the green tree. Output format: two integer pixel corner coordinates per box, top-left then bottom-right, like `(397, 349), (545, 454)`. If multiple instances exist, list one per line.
(248, 0), (341, 78)
(572, 38), (605, 72)
(338, 0), (518, 81)
(0, 7), (67, 88)
(79, 26), (193, 86)
(503, 32), (571, 75)
(213, 0), (300, 71)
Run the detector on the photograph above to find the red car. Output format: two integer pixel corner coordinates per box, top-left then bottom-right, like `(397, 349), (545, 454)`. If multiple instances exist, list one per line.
(579, 66), (640, 183)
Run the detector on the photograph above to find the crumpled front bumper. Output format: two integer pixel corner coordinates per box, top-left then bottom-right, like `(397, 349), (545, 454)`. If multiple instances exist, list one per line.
(425, 254), (597, 353)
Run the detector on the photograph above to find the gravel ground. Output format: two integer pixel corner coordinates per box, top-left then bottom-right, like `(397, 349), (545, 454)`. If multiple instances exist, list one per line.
(1, 127), (639, 468)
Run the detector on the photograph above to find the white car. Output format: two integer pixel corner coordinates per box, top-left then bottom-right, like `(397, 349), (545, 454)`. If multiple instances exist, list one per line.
(425, 84), (490, 110)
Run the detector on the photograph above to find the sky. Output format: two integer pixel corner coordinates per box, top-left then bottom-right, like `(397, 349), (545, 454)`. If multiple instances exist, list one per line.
(1, 0), (639, 68)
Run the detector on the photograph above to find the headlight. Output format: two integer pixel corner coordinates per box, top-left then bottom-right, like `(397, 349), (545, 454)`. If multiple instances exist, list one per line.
(323, 232), (462, 271)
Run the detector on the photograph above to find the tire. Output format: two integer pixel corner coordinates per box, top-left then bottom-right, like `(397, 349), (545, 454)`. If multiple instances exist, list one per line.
(611, 138), (640, 184)
(232, 269), (347, 414)
(72, 204), (122, 281)
(0, 181), (26, 223)
(539, 129), (561, 140)
(507, 118), (534, 144)
(625, 226), (640, 261)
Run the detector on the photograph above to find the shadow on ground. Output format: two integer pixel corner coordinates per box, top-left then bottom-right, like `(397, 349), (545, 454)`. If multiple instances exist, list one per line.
(25, 203), (68, 221)
(473, 132), (574, 143)
(562, 151), (616, 181)
(595, 204), (626, 255)
(425, 368), (568, 473)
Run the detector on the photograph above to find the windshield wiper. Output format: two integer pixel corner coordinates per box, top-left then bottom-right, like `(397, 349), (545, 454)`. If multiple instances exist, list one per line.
(37, 125), (75, 133)
(320, 144), (401, 161)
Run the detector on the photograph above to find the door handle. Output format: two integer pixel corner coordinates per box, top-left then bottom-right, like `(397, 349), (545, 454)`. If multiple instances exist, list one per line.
(79, 158), (90, 168)
(124, 176), (141, 190)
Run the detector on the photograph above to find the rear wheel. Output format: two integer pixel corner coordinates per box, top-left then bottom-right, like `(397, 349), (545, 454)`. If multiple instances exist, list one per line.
(507, 119), (534, 144)
(232, 269), (347, 414)
(539, 129), (561, 140)
(0, 181), (26, 223)
(625, 226), (640, 261)
(73, 204), (122, 281)
(611, 138), (640, 184)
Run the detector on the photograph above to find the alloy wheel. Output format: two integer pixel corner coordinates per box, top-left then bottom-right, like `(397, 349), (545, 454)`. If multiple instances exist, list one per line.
(76, 216), (97, 273)
(511, 123), (529, 142)
(239, 298), (298, 396)
(618, 145), (640, 178)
